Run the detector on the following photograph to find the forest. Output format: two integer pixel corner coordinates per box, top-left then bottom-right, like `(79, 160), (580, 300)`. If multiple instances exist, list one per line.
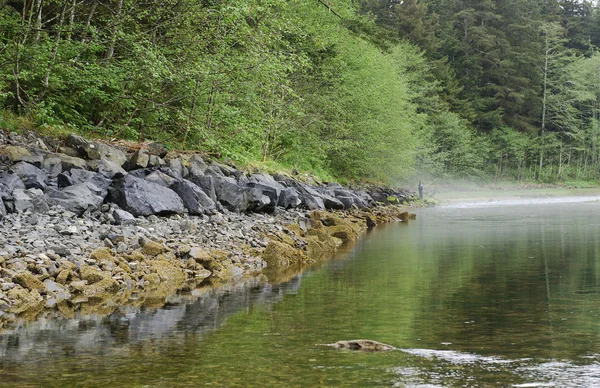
(0, 0), (599, 184)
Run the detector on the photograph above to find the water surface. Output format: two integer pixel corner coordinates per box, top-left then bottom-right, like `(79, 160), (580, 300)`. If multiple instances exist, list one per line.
(3, 196), (600, 387)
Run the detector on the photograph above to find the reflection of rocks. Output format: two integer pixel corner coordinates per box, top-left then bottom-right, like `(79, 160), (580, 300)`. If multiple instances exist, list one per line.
(0, 275), (302, 361)
(0, 129), (415, 324)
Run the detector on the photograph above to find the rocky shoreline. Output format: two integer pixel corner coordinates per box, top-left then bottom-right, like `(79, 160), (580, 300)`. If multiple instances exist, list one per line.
(0, 129), (414, 329)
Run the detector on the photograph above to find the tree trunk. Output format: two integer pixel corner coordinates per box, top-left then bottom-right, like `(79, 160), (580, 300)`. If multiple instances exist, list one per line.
(105, 0), (124, 60)
(42, 0), (67, 92)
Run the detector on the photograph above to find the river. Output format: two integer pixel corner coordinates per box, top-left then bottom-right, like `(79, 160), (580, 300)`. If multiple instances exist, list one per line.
(2, 195), (600, 387)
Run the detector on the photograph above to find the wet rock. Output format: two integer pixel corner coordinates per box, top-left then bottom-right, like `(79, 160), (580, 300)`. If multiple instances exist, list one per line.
(324, 340), (396, 351)
(12, 272), (46, 293)
(261, 241), (307, 267)
(142, 241), (167, 257)
(109, 175), (185, 217)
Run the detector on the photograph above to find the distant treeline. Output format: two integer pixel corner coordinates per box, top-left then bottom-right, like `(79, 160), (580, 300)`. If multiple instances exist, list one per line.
(1, 0), (600, 183)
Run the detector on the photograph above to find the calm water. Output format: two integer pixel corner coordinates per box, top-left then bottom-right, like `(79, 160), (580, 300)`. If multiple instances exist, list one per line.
(3, 197), (600, 387)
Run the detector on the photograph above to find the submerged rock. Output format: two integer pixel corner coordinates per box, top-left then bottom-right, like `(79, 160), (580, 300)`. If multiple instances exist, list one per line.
(322, 340), (396, 351)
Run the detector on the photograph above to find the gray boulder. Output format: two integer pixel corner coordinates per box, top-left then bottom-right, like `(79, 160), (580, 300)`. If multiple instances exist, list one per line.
(127, 149), (149, 170)
(10, 161), (48, 190)
(13, 188), (50, 213)
(57, 169), (111, 190)
(171, 179), (217, 215)
(245, 174), (283, 212)
(0, 197), (6, 217)
(188, 174), (217, 202)
(0, 172), (25, 200)
(46, 182), (107, 216)
(277, 187), (301, 209)
(41, 156), (63, 177)
(109, 175), (185, 217)
(211, 175), (248, 212)
(88, 157), (127, 179)
(112, 208), (136, 225)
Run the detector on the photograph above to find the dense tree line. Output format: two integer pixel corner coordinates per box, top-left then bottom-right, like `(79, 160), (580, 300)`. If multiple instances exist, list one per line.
(361, 0), (600, 182)
(1, 0), (600, 184)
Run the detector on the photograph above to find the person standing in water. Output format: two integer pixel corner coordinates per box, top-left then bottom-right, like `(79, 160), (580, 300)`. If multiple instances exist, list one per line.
(418, 181), (423, 200)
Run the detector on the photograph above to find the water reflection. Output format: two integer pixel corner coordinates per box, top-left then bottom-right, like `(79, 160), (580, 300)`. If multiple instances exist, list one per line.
(3, 197), (600, 387)
(0, 275), (302, 363)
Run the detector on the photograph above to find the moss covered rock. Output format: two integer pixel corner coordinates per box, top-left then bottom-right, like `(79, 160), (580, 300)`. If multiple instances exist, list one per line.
(12, 272), (46, 292)
(261, 241), (306, 267)
(142, 241), (167, 257)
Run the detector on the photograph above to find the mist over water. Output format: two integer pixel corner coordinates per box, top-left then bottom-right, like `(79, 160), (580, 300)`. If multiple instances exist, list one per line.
(3, 193), (600, 386)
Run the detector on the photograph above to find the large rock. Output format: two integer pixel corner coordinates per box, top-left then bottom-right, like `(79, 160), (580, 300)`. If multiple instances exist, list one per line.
(13, 188), (50, 213)
(0, 197), (6, 217)
(210, 175), (248, 212)
(127, 149), (150, 170)
(292, 182), (325, 210)
(46, 182), (107, 215)
(245, 174), (283, 212)
(0, 172), (25, 200)
(57, 169), (111, 190)
(0, 145), (31, 162)
(278, 187), (301, 209)
(170, 179), (216, 215)
(88, 157), (127, 178)
(66, 134), (127, 166)
(56, 153), (87, 171)
(109, 175), (185, 216)
(10, 161), (47, 190)
(188, 174), (217, 202)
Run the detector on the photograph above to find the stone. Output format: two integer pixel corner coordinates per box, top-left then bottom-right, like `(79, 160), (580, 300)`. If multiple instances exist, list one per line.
(56, 153), (87, 170)
(127, 149), (150, 169)
(57, 169), (111, 190)
(188, 174), (217, 203)
(13, 188), (49, 213)
(12, 272), (46, 292)
(10, 161), (48, 190)
(46, 182), (107, 215)
(142, 241), (166, 257)
(109, 175), (185, 216)
(278, 187), (301, 209)
(79, 264), (106, 284)
(0, 198), (5, 217)
(166, 157), (184, 178)
(0, 145), (31, 162)
(112, 208), (136, 225)
(41, 156), (63, 177)
(0, 172), (25, 200)
(261, 241), (307, 267)
(210, 175), (248, 212)
(325, 340), (395, 352)
(88, 157), (127, 178)
(143, 169), (176, 187)
(170, 179), (217, 215)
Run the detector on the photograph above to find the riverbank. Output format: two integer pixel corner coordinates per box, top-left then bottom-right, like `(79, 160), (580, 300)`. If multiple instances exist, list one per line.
(0, 129), (415, 330)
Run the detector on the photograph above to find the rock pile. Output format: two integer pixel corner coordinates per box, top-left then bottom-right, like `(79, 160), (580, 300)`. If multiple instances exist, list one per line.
(0, 129), (414, 323)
